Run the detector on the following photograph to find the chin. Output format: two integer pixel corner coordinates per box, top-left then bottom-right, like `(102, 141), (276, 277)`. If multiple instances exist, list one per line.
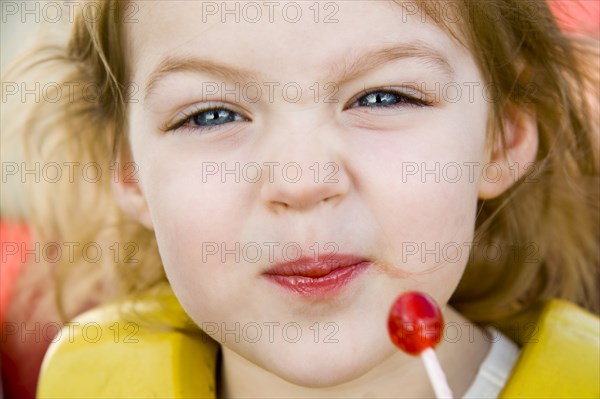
(243, 336), (393, 389)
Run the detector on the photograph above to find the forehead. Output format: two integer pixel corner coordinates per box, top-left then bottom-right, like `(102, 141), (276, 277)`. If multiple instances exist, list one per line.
(128, 1), (471, 89)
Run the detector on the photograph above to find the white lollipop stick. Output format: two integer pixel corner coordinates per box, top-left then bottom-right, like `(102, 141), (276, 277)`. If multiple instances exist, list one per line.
(421, 347), (453, 399)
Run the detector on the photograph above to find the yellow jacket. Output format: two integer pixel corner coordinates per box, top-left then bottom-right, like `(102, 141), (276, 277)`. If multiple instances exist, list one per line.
(37, 293), (600, 398)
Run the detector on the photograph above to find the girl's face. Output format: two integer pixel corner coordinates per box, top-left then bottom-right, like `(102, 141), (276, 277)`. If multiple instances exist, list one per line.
(125, 0), (492, 387)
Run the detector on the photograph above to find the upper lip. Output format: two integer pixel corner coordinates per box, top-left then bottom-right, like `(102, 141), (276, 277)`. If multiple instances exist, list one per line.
(263, 254), (369, 278)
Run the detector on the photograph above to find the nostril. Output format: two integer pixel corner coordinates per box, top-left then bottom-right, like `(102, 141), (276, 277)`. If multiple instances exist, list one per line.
(322, 193), (341, 205)
(269, 200), (289, 212)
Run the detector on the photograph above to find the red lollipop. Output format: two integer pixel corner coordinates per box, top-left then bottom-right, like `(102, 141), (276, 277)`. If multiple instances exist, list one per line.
(388, 291), (443, 355)
(387, 291), (453, 398)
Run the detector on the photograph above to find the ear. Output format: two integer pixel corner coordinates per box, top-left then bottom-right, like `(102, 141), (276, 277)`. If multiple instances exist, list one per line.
(111, 153), (154, 230)
(478, 106), (539, 199)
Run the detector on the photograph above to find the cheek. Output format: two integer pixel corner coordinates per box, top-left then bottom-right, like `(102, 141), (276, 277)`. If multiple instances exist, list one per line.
(347, 106), (487, 276)
(132, 146), (258, 309)
(367, 173), (477, 303)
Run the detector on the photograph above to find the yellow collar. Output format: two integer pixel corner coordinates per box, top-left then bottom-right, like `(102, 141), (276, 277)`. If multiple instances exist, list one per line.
(38, 296), (599, 398)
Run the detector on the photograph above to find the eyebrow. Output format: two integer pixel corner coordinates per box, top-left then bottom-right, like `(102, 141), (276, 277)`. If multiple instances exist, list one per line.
(327, 41), (455, 85)
(143, 41), (454, 102)
(144, 57), (261, 102)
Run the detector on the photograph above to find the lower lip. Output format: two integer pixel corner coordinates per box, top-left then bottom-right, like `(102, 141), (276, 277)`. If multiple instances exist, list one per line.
(263, 262), (371, 297)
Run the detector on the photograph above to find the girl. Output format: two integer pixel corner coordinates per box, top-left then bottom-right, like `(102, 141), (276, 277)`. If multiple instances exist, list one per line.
(1, 0), (598, 397)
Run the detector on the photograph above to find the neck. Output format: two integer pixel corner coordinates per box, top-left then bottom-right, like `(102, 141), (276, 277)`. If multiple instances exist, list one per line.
(219, 307), (491, 398)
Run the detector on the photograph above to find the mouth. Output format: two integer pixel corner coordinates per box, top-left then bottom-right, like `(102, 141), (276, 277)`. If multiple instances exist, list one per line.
(262, 255), (371, 298)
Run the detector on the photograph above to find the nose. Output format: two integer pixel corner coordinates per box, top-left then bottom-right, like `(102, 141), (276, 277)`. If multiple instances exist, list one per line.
(259, 121), (350, 213)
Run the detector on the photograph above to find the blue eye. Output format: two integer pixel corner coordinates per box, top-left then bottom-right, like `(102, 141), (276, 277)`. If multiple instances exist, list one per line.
(167, 106), (248, 132)
(193, 109), (238, 126)
(350, 90), (430, 109)
(359, 92), (400, 107)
